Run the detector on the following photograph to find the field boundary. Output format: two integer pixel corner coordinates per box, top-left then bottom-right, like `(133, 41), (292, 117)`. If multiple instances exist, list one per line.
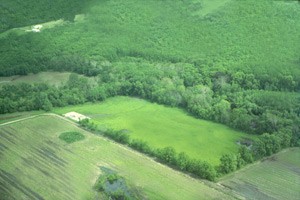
(217, 147), (295, 182)
(219, 147), (300, 200)
(0, 113), (77, 127)
(0, 113), (244, 199)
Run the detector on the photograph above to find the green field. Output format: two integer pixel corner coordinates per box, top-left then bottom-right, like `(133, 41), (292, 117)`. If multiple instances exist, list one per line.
(220, 148), (300, 200)
(54, 96), (254, 165)
(0, 115), (233, 200)
(0, 0), (299, 199)
(0, 111), (45, 125)
(0, 72), (71, 87)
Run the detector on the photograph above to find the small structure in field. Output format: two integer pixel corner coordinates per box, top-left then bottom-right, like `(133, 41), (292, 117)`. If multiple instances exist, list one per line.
(63, 112), (90, 122)
(32, 25), (43, 32)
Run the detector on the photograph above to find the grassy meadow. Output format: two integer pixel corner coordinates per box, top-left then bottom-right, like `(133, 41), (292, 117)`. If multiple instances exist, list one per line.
(54, 96), (255, 165)
(220, 148), (300, 200)
(0, 115), (233, 200)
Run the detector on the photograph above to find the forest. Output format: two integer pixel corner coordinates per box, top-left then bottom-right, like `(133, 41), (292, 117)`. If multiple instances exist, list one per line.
(0, 0), (93, 32)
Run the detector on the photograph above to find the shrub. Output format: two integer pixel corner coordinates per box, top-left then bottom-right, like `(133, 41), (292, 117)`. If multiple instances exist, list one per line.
(218, 154), (237, 174)
(58, 131), (85, 143)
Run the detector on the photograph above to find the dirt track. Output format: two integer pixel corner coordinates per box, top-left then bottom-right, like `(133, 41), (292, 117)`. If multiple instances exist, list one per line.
(0, 113), (76, 127)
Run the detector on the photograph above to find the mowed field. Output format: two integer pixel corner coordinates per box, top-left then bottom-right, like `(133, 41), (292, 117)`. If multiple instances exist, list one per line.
(54, 96), (254, 165)
(0, 115), (233, 200)
(220, 148), (300, 200)
(0, 111), (44, 125)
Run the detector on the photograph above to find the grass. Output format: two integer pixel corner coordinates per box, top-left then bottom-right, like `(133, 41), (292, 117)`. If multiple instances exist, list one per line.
(219, 148), (300, 200)
(0, 72), (71, 87)
(59, 131), (85, 144)
(0, 115), (233, 200)
(198, 0), (232, 17)
(54, 96), (255, 166)
(0, 111), (45, 125)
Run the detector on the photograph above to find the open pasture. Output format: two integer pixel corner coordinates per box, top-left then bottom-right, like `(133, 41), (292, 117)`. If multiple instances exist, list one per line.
(0, 115), (232, 200)
(219, 148), (300, 200)
(55, 96), (254, 166)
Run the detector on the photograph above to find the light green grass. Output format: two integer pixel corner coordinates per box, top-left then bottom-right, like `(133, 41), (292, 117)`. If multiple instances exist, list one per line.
(0, 72), (71, 87)
(194, 0), (232, 17)
(54, 96), (255, 165)
(220, 148), (300, 200)
(0, 115), (232, 200)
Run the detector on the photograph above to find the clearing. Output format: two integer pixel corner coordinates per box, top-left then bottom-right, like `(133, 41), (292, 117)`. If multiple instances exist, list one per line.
(0, 115), (233, 200)
(219, 148), (300, 200)
(193, 0), (232, 17)
(0, 72), (71, 87)
(54, 96), (255, 165)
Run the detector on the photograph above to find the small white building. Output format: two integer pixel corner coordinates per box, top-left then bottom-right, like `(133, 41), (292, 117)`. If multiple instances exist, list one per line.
(63, 112), (90, 122)
(32, 25), (43, 32)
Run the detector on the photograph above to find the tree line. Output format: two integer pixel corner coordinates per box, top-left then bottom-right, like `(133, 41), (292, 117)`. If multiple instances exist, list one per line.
(78, 119), (256, 181)
(0, 62), (299, 180)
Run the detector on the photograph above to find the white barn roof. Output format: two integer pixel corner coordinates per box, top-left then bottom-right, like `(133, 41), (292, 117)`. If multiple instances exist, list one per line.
(63, 112), (90, 122)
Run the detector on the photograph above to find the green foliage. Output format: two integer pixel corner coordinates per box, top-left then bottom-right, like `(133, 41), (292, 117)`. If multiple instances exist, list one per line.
(94, 173), (121, 192)
(80, 116), (218, 181)
(238, 146), (254, 164)
(218, 154), (237, 174)
(156, 147), (177, 165)
(129, 139), (153, 155)
(54, 97), (252, 166)
(220, 148), (300, 200)
(176, 152), (190, 171)
(154, 147), (217, 181)
(259, 133), (281, 156)
(1, 0), (299, 83)
(59, 131), (85, 144)
(78, 118), (97, 131)
(0, 0), (300, 182)
(102, 129), (130, 145)
(0, 0), (93, 32)
(0, 115), (231, 199)
(187, 159), (217, 181)
(94, 175), (106, 192)
(94, 172), (142, 200)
